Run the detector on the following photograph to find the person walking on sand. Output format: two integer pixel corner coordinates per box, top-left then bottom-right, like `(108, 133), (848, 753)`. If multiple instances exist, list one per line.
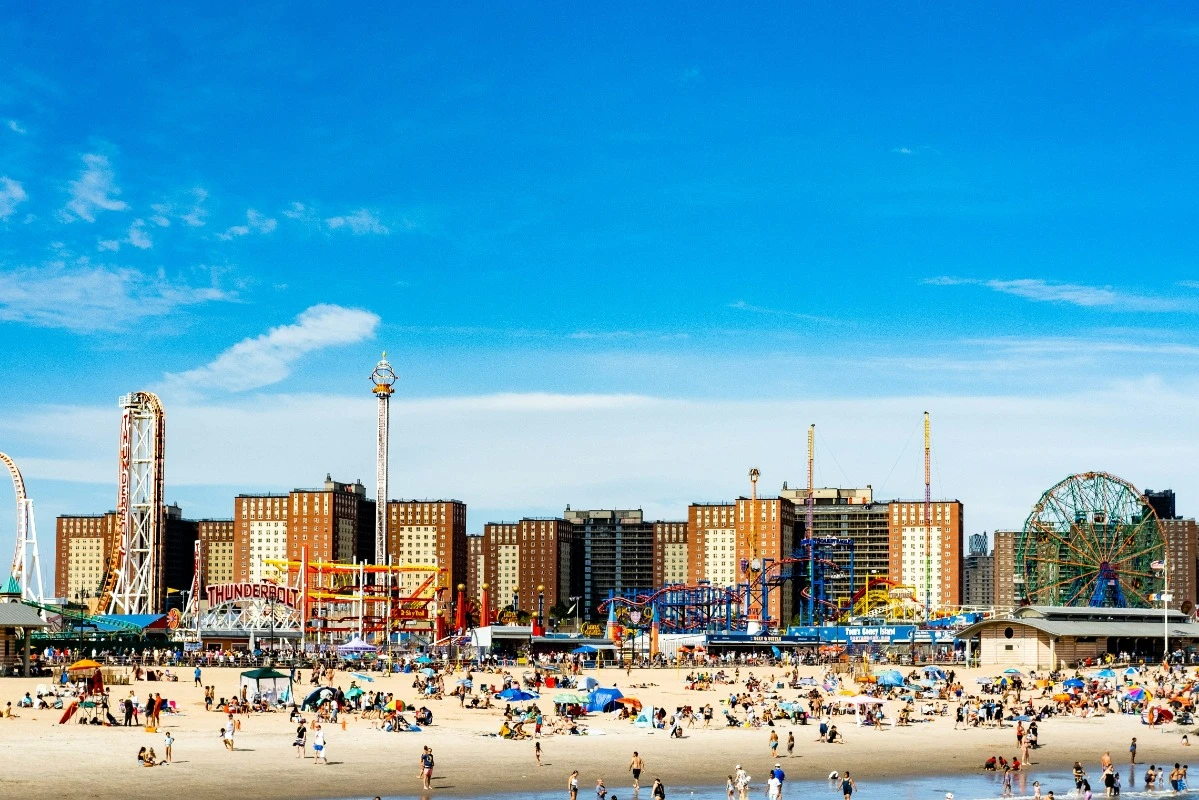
(293, 722), (306, 758)
(220, 726), (234, 751)
(163, 730), (173, 764)
(1002, 765), (1013, 797)
(769, 729), (779, 757)
(786, 731), (795, 758)
(840, 771), (856, 800)
(1130, 738), (1138, 765)
(735, 765), (751, 800)
(535, 741), (543, 767)
(629, 752), (644, 790)
(569, 770), (580, 800)
(194, 665), (202, 687)
(420, 746), (434, 790)
(313, 725), (327, 765)
(727, 775), (735, 800)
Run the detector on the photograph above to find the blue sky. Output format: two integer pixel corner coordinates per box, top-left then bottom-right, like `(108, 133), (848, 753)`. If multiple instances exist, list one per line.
(2, 5), (1199, 579)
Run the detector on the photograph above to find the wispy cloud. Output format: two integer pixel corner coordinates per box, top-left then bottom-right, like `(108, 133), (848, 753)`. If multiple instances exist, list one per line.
(891, 145), (940, 156)
(217, 208), (277, 240)
(0, 260), (232, 332)
(61, 153), (128, 222)
(0, 177), (28, 219)
(729, 299), (827, 322)
(1179, 280), (1199, 290)
(149, 188), (208, 228)
(924, 277), (1187, 312)
(7, 120), (26, 135)
(325, 209), (389, 235)
(165, 304), (379, 392)
(677, 66), (702, 86)
(567, 330), (690, 341)
(127, 219), (152, 249)
(282, 202), (314, 221)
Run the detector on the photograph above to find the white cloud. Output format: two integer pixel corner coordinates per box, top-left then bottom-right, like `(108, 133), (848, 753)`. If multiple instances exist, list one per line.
(61, 153), (128, 222)
(179, 189), (208, 227)
(729, 299), (827, 322)
(165, 304), (380, 392)
(325, 209), (389, 235)
(924, 277), (1187, 312)
(7, 120), (26, 135)
(217, 208), (277, 240)
(0, 260), (232, 332)
(97, 239), (120, 252)
(127, 219), (152, 249)
(0, 177), (28, 219)
(892, 147), (914, 155)
(8, 381), (1199, 537)
(149, 204), (171, 227)
(282, 202), (311, 220)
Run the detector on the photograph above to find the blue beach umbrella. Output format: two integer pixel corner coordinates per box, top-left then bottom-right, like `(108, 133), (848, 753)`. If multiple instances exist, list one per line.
(1094, 669), (1116, 679)
(1062, 678), (1085, 689)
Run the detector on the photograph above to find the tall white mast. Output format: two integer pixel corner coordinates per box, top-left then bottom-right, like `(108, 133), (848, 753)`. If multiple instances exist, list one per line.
(371, 354), (398, 564)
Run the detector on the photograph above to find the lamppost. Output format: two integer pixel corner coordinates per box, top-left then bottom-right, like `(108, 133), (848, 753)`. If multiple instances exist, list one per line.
(1155, 558), (1173, 662)
(511, 586), (520, 617)
(570, 595), (581, 633)
(537, 584), (545, 634)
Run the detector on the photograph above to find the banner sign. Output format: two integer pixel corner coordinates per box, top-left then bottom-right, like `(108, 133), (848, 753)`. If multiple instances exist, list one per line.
(206, 582), (300, 608)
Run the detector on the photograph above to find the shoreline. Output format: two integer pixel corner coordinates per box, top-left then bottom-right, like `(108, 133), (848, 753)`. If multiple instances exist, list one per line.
(0, 664), (1189, 799)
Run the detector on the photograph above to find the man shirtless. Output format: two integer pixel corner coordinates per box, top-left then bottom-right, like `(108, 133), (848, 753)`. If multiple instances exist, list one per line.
(629, 752), (645, 790)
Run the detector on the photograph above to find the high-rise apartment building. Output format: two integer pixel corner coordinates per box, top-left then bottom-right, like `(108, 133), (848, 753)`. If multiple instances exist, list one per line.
(234, 476), (372, 583)
(888, 499), (964, 611)
(653, 521), (688, 587)
(962, 533), (994, 608)
(55, 512), (119, 602)
(1161, 518), (1198, 613)
(385, 500), (467, 598)
(735, 495), (799, 625)
(162, 503), (199, 610)
(482, 518), (581, 618)
(687, 503), (737, 587)
(779, 486), (889, 607)
(198, 519), (235, 589)
(993, 530), (1018, 611)
(1146, 489), (1178, 522)
(563, 508), (654, 620)
(466, 534), (485, 607)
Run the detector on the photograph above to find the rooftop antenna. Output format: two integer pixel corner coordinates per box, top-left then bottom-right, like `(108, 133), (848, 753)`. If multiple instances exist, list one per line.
(924, 411), (932, 615)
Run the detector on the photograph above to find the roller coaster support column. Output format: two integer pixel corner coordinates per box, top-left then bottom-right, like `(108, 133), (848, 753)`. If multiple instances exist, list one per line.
(606, 590), (618, 640)
(650, 598), (660, 659)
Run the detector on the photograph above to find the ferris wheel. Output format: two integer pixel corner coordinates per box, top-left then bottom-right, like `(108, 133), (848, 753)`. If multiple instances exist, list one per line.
(1015, 472), (1164, 609)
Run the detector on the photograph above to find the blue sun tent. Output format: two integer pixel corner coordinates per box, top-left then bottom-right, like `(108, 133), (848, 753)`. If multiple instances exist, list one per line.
(588, 686), (624, 713)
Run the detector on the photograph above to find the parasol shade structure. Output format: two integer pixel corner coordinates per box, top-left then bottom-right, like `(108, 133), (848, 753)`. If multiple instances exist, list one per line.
(572, 645), (598, 655)
(553, 691), (590, 704)
(337, 636), (377, 654)
(496, 688), (539, 703)
(68, 659), (102, 672)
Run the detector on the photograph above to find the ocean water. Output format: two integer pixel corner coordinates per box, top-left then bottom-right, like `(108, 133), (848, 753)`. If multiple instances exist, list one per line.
(341, 765), (1194, 800)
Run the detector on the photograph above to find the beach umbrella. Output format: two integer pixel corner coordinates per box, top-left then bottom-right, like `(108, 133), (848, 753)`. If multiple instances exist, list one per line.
(1124, 687), (1151, 702)
(615, 697), (642, 710)
(1052, 693), (1071, 702)
(497, 688), (538, 702)
(1002, 668), (1023, 675)
(350, 672), (375, 682)
(572, 645), (598, 655)
(975, 677), (993, 684)
(922, 666), (947, 679)
(1124, 667), (1140, 676)
(415, 655), (434, 664)
(67, 659), (102, 672)
(1062, 678), (1085, 689)
(876, 670), (905, 687)
(419, 667), (436, 677)
(384, 699), (408, 711)
(346, 687), (365, 699)
(553, 691), (589, 704)
(771, 646), (783, 658)
(1094, 669), (1116, 679)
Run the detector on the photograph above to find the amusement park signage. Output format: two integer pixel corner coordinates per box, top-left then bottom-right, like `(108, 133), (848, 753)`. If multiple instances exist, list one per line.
(206, 582), (300, 608)
(393, 607), (428, 621)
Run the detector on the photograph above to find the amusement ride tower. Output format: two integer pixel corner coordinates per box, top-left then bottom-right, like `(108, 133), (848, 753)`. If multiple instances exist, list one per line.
(371, 354), (397, 564)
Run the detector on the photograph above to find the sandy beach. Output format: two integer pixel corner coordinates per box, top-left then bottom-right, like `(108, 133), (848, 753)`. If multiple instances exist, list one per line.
(0, 662), (1188, 800)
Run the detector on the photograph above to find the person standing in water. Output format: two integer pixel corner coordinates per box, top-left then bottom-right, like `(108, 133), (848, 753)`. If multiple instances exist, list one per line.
(840, 771), (856, 800)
